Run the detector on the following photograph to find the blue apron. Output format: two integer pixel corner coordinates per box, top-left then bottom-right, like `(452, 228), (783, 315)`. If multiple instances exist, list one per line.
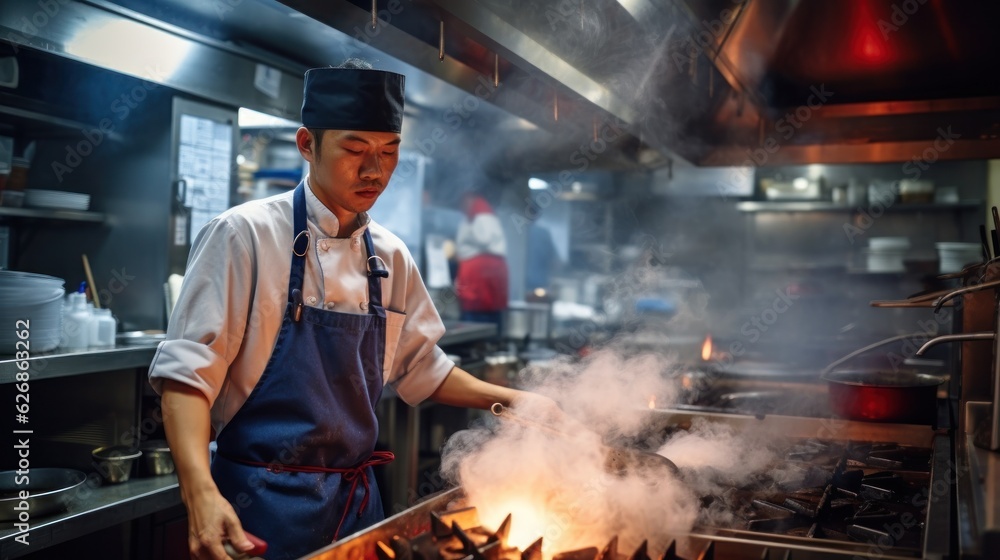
(212, 183), (393, 560)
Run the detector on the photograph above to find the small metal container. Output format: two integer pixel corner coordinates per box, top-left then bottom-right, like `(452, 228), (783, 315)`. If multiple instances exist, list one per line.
(92, 445), (142, 484)
(140, 440), (175, 476)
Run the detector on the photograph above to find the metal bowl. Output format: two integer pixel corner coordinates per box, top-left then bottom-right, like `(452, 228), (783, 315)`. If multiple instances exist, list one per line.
(92, 446), (142, 484)
(140, 440), (175, 476)
(0, 468), (86, 521)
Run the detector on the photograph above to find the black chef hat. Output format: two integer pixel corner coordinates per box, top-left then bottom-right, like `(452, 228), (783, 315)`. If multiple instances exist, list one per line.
(300, 66), (405, 133)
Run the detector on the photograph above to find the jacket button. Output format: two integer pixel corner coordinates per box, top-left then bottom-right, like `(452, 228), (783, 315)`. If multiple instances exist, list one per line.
(319, 240), (329, 251)
(307, 296), (317, 305)
(326, 301), (336, 310)
(360, 301), (368, 310)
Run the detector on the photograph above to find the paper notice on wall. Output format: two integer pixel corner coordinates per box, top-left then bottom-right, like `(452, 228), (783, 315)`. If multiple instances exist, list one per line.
(254, 64), (282, 99)
(425, 234), (452, 289)
(173, 214), (188, 246)
(178, 114), (232, 238)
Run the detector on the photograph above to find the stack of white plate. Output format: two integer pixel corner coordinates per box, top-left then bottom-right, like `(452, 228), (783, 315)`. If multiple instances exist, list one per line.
(0, 271), (65, 353)
(936, 242), (982, 273)
(866, 237), (910, 272)
(23, 189), (91, 211)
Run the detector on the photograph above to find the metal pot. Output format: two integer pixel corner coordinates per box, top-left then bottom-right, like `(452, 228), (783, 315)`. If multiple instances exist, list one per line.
(823, 370), (944, 424)
(140, 440), (175, 476)
(92, 445), (142, 484)
(482, 351), (522, 387)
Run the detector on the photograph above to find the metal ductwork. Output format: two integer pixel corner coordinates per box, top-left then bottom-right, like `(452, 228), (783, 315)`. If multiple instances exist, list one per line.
(5, 0), (1000, 168)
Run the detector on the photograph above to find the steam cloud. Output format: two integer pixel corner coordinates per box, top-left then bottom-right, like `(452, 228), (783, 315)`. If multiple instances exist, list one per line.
(439, 347), (787, 556)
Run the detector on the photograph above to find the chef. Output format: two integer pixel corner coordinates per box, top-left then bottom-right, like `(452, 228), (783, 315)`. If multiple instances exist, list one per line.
(148, 60), (558, 560)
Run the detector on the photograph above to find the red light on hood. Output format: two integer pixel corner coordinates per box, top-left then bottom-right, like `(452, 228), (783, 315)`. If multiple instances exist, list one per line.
(847, 1), (895, 67)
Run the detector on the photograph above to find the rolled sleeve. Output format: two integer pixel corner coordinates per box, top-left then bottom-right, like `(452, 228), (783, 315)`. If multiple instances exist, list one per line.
(147, 338), (230, 402)
(391, 345), (455, 405)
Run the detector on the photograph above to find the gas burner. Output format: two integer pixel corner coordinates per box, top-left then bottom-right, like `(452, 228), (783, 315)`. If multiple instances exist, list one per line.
(319, 429), (946, 560)
(716, 439), (931, 556)
(372, 507), (711, 560)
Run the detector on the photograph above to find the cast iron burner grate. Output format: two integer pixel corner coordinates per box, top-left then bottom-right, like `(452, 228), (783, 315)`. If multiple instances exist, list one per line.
(727, 440), (931, 554)
(374, 506), (733, 560)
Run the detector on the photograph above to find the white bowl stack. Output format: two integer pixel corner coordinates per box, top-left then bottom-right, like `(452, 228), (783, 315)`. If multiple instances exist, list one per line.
(866, 237), (910, 272)
(0, 271), (65, 353)
(936, 242), (982, 273)
(23, 189), (91, 211)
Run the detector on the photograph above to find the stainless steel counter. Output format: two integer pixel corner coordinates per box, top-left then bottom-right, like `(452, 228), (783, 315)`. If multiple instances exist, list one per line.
(0, 322), (495, 385)
(0, 475), (179, 559)
(957, 402), (1000, 559)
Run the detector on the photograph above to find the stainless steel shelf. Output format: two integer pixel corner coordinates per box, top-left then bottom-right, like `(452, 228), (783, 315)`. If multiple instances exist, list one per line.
(0, 92), (125, 143)
(0, 207), (106, 223)
(0, 474), (179, 559)
(737, 200), (982, 213)
(0, 344), (158, 384)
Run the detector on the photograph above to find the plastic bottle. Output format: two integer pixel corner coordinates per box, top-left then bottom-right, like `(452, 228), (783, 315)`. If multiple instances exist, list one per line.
(90, 308), (117, 349)
(63, 283), (93, 352)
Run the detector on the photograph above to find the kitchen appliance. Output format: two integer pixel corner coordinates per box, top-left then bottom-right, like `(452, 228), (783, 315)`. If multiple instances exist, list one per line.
(304, 414), (950, 560)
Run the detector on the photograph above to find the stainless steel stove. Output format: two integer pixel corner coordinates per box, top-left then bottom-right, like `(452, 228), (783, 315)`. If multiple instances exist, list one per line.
(303, 414), (952, 560)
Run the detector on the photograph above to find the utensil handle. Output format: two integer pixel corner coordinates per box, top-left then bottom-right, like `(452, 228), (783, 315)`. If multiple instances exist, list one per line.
(490, 402), (566, 437)
(981, 224), (992, 261)
(224, 531), (267, 559)
(81, 254), (100, 309)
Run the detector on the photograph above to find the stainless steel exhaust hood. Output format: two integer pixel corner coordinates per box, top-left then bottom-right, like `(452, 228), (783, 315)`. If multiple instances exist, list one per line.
(6, 0), (1000, 169)
(277, 0), (1000, 167)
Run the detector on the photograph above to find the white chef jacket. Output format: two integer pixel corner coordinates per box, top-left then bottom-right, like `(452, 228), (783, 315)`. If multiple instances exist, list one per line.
(148, 180), (455, 436)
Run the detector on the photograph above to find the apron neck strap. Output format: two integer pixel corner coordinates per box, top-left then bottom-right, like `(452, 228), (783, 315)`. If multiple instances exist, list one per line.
(289, 183), (309, 301)
(362, 228), (386, 315)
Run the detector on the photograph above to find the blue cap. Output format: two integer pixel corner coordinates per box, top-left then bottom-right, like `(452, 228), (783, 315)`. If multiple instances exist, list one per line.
(300, 67), (405, 133)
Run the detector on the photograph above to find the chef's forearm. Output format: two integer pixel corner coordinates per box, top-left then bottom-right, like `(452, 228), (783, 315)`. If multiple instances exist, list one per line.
(161, 380), (219, 503)
(428, 366), (522, 409)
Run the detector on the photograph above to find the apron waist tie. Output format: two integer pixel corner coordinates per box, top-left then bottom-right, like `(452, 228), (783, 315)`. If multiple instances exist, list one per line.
(218, 450), (395, 540)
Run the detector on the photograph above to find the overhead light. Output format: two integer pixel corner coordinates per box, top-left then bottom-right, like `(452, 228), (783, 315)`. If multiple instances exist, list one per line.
(65, 18), (192, 81)
(528, 177), (550, 190)
(238, 107), (301, 128)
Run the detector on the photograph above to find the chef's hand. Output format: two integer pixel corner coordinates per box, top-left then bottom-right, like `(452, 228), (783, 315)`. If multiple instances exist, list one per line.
(184, 486), (254, 560)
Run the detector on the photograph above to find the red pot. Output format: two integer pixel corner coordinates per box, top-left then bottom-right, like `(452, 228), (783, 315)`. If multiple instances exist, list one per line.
(823, 370), (945, 424)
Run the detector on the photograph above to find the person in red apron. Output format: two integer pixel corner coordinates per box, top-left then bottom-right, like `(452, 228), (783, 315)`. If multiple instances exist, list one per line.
(151, 61), (560, 560)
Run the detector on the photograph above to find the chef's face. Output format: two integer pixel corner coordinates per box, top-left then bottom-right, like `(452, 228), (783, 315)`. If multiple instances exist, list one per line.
(296, 127), (401, 223)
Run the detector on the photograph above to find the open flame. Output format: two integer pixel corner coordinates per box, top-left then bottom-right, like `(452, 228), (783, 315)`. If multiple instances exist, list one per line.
(648, 395), (656, 409)
(701, 335), (713, 361)
(479, 497), (548, 553)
